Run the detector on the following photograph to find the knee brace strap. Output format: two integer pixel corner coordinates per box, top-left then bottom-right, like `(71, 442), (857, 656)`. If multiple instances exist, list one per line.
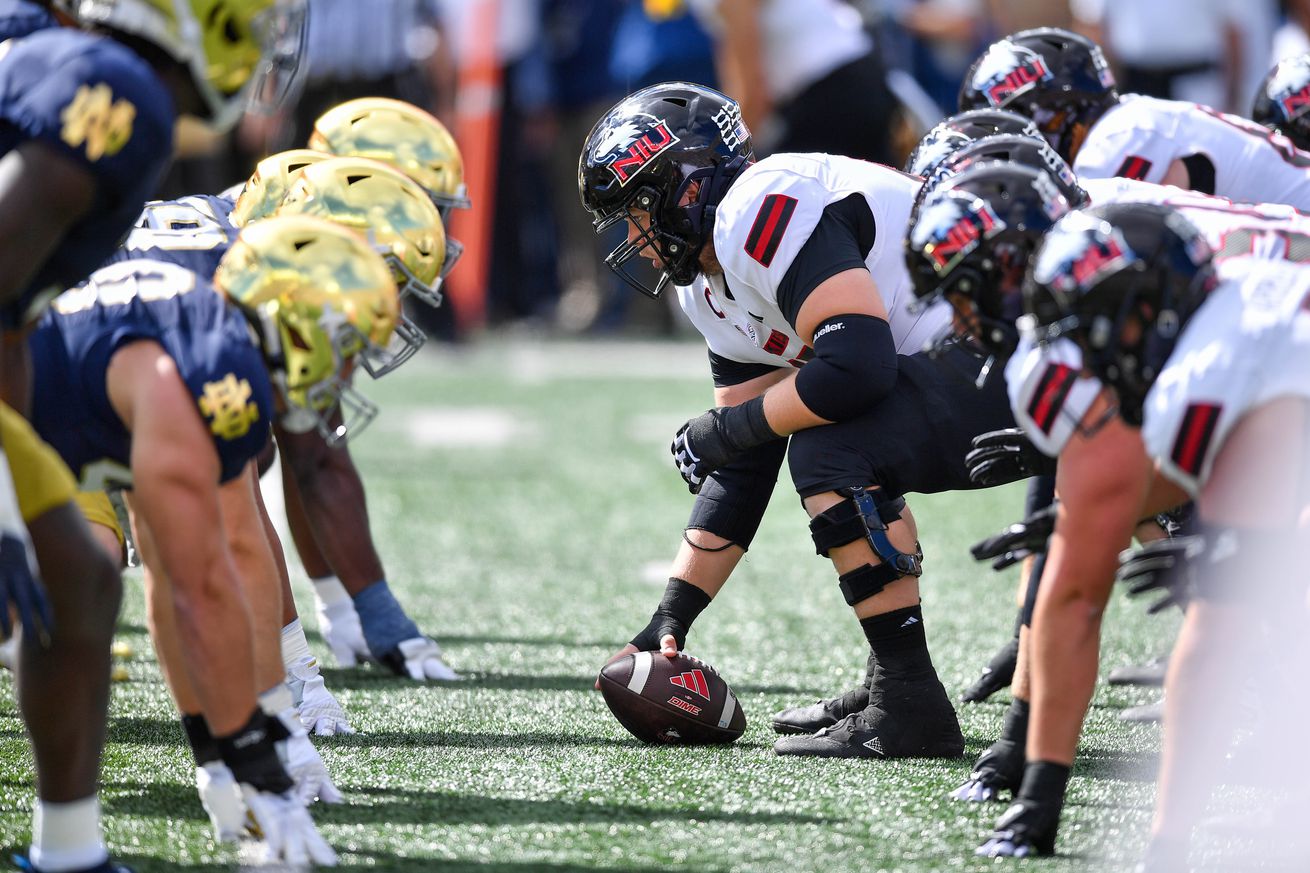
(810, 487), (923, 607)
(809, 488), (907, 557)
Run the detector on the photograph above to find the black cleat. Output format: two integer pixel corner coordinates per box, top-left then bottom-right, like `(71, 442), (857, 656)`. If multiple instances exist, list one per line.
(961, 636), (1019, 703)
(951, 737), (1024, 802)
(771, 685), (869, 735)
(773, 676), (964, 759)
(1120, 699), (1164, 723)
(1107, 655), (1169, 686)
(976, 799), (1060, 858)
(772, 651), (876, 735)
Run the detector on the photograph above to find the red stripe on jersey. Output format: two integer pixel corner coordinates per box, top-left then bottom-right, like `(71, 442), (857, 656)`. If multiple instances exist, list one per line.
(745, 194), (798, 267)
(1171, 403), (1222, 477)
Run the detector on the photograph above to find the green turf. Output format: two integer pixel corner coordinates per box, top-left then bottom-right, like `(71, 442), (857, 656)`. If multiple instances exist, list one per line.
(0, 338), (1182, 872)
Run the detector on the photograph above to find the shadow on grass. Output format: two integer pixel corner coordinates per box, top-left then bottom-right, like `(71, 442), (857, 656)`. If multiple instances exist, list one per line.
(101, 780), (829, 830)
(341, 851), (729, 873)
(318, 669), (809, 696)
(106, 715), (185, 747)
(1075, 748), (1159, 785)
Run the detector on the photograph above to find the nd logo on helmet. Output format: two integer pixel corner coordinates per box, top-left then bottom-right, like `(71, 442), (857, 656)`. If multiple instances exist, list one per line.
(592, 113), (681, 187)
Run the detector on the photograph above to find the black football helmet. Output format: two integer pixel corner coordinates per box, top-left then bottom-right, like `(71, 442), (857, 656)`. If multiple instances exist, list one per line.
(578, 82), (754, 298)
(1024, 203), (1216, 425)
(907, 161), (1077, 361)
(1252, 54), (1310, 152)
(913, 133), (1086, 225)
(959, 28), (1118, 161)
(904, 109), (1042, 178)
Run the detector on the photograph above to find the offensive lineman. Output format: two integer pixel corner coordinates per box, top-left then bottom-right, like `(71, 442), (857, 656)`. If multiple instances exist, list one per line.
(581, 82), (1029, 758)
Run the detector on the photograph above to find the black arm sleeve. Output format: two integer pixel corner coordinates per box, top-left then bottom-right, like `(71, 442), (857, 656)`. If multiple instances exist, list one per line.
(708, 349), (786, 388)
(1181, 153), (1216, 195)
(775, 193), (876, 328)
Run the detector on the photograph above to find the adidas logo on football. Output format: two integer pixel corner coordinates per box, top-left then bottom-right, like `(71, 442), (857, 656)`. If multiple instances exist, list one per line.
(670, 668), (711, 700)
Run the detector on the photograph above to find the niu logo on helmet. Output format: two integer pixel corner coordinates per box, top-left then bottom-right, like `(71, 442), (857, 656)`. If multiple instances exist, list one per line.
(929, 203), (1000, 272)
(978, 45), (1053, 107)
(1280, 84), (1310, 121)
(593, 113), (681, 187)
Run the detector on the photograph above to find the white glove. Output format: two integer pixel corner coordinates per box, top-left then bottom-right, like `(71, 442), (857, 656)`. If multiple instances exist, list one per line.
(195, 761), (247, 843)
(315, 597), (370, 668)
(287, 662), (355, 737)
(241, 785), (338, 867)
(386, 636), (460, 681)
(282, 723), (343, 805)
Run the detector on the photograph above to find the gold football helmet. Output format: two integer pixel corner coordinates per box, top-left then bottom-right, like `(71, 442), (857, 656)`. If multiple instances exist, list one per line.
(274, 156), (447, 377)
(213, 214), (398, 445)
(62, 0), (307, 132)
(229, 149), (330, 226)
(308, 97), (469, 278)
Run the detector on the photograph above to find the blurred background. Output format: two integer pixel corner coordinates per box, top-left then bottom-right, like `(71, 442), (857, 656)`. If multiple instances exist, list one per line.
(165, 0), (1303, 340)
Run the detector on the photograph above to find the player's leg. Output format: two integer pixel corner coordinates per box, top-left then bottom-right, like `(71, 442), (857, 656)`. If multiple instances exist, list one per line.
(771, 347), (1017, 746)
(5, 406), (122, 872)
(1146, 397), (1310, 865)
(275, 420), (455, 680)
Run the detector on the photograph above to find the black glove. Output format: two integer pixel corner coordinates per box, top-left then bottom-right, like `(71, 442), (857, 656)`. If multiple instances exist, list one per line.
(970, 504), (1056, 571)
(976, 761), (1069, 858)
(965, 428), (1058, 487)
(0, 531), (52, 642)
(1115, 535), (1202, 615)
(671, 397), (778, 494)
(960, 635), (1018, 703)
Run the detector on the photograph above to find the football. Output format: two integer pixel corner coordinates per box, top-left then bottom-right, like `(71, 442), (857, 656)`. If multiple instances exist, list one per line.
(597, 651), (747, 744)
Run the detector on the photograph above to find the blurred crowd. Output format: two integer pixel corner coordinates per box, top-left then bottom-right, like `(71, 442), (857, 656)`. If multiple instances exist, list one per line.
(167, 0), (1309, 338)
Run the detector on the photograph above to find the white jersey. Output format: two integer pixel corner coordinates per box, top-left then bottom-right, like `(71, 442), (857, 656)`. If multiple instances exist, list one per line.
(676, 153), (950, 372)
(1075, 95), (1310, 210)
(1085, 177), (1310, 262)
(1142, 257), (1310, 496)
(1009, 180), (1310, 456)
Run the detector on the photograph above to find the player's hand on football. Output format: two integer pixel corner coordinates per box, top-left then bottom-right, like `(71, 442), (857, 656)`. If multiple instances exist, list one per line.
(965, 428), (1057, 487)
(970, 504), (1056, 570)
(1116, 535), (1202, 614)
(0, 457), (51, 644)
(595, 636), (680, 690)
(380, 636), (459, 681)
(241, 786), (339, 866)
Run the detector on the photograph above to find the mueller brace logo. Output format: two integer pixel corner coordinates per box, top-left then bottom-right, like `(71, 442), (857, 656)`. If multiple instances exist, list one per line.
(593, 113), (681, 187)
(927, 200), (1001, 273)
(813, 321), (844, 341)
(974, 44), (1053, 107)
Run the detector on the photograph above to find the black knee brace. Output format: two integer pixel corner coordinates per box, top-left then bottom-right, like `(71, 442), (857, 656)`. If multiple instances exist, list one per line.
(809, 486), (924, 606)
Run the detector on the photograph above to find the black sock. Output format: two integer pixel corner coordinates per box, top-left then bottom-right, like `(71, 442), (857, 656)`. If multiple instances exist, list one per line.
(1017, 759), (1071, 805)
(860, 604), (934, 680)
(181, 713), (221, 766)
(1000, 698), (1030, 745)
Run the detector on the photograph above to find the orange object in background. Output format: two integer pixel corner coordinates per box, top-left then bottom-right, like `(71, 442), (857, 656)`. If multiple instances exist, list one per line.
(445, 0), (502, 333)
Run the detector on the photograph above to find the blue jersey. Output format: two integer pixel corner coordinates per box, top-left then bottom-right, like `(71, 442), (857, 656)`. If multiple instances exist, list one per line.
(0, 0), (58, 41)
(104, 192), (240, 277)
(28, 259), (274, 488)
(0, 28), (175, 325)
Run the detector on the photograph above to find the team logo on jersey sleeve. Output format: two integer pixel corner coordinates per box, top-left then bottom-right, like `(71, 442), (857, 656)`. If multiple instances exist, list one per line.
(971, 43), (1053, 107)
(60, 83), (135, 161)
(199, 373), (261, 441)
(591, 112), (680, 187)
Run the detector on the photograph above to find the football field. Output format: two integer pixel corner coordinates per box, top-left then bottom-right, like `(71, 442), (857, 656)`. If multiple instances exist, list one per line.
(0, 337), (1180, 872)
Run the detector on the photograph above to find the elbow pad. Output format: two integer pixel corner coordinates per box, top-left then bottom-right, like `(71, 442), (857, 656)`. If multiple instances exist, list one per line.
(795, 314), (897, 422)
